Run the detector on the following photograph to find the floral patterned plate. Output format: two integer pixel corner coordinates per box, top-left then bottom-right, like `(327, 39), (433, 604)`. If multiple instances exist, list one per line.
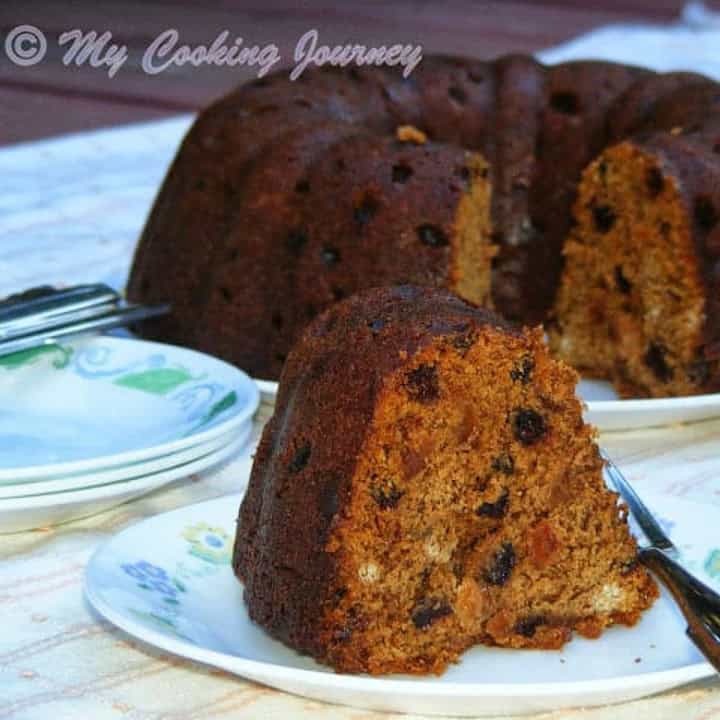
(85, 485), (720, 717)
(0, 336), (258, 479)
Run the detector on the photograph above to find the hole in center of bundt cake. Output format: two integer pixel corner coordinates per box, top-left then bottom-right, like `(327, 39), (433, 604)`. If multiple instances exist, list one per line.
(321, 327), (655, 674)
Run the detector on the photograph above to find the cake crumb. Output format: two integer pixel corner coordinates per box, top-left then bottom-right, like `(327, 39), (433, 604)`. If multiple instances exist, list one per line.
(592, 582), (624, 613)
(424, 533), (456, 563)
(396, 125), (427, 144)
(358, 562), (381, 584)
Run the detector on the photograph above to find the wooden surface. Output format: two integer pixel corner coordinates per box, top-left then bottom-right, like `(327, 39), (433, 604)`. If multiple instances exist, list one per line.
(0, 0), (716, 145)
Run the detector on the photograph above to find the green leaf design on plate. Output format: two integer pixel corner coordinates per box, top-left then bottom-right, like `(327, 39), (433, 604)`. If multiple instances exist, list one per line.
(0, 344), (73, 370)
(199, 391), (237, 427)
(704, 549), (720, 578)
(128, 609), (191, 642)
(114, 367), (195, 395)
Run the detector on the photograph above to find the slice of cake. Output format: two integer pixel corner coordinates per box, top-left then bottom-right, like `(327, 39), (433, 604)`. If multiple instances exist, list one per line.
(233, 286), (657, 675)
(549, 133), (720, 398)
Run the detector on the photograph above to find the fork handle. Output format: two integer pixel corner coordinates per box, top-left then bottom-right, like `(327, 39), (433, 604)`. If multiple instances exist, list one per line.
(640, 547), (720, 672)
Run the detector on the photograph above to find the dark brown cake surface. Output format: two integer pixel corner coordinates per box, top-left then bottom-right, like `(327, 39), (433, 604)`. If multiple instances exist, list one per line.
(233, 286), (657, 674)
(129, 54), (720, 396)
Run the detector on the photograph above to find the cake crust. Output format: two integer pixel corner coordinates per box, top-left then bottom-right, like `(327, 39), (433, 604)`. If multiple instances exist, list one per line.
(128, 54), (720, 396)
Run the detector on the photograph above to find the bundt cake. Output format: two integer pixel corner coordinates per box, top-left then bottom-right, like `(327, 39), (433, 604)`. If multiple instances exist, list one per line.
(233, 286), (658, 675)
(128, 54), (720, 397)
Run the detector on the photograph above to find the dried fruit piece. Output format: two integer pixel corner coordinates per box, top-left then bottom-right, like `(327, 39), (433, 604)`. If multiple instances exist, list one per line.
(614, 265), (632, 294)
(321, 246), (341, 266)
(286, 228), (308, 254)
(401, 447), (426, 480)
(353, 192), (379, 225)
(405, 364), (440, 403)
(514, 615), (545, 638)
(646, 167), (664, 197)
(391, 164), (413, 184)
(510, 355), (534, 384)
(452, 330), (476, 354)
(550, 91), (579, 115)
(592, 204), (616, 233)
(370, 479), (404, 510)
(411, 598), (453, 629)
(644, 342), (674, 383)
(687, 359), (711, 385)
(417, 224), (449, 247)
(477, 489), (509, 519)
(491, 453), (514, 475)
(483, 542), (516, 586)
(695, 196), (718, 231)
(528, 521), (559, 569)
(333, 607), (367, 642)
(448, 86), (467, 104)
(396, 125), (427, 144)
(512, 409), (547, 445)
(288, 443), (311, 473)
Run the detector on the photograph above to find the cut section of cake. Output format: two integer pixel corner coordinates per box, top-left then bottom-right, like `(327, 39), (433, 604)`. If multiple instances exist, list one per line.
(233, 285), (658, 675)
(550, 133), (720, 398)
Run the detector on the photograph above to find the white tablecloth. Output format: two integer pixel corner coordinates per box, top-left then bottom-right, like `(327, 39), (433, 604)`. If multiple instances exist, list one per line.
(3, 6), (720, 718)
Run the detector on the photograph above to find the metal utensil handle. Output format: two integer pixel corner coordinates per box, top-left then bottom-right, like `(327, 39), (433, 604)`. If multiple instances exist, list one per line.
(602, 452), (676, 551)
(0, 303), (170, 356)
(0, 284), (120, 327)
(0, 300), (121, 341)
(640, 547), (720, 672)
(640, 547), (720, 616)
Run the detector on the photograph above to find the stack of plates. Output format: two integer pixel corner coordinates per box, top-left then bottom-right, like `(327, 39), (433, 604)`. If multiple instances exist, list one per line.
(0, 336), (259, 533)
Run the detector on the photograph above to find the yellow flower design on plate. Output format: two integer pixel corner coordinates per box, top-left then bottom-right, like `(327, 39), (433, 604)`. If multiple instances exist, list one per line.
(182, 522), (233, 564)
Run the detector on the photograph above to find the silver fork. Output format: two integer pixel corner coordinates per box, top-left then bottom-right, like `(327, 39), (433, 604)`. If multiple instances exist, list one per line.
(0, 284), (169, 356)
(602, 451), (720, 672)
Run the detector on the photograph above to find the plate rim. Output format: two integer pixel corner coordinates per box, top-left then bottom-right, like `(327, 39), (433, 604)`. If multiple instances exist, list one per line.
(254, 379), (279, 397)
(586, 392), (720, 411)
(0, 426), (251, 510)
(0, 424), (250, 498)
(84, 491), (715, 701)
(0, 336), (259, 479)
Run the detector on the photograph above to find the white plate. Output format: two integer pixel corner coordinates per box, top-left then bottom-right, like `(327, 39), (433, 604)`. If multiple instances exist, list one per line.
(255, 377), (720, 432)
(85, 483), (719, 717)
(0, 424), (249, 499)
(579, 379), (720, 431)
(0, 336), (259, 479)
(0, 426), (251, 534)
(254, 379), (279, 401)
